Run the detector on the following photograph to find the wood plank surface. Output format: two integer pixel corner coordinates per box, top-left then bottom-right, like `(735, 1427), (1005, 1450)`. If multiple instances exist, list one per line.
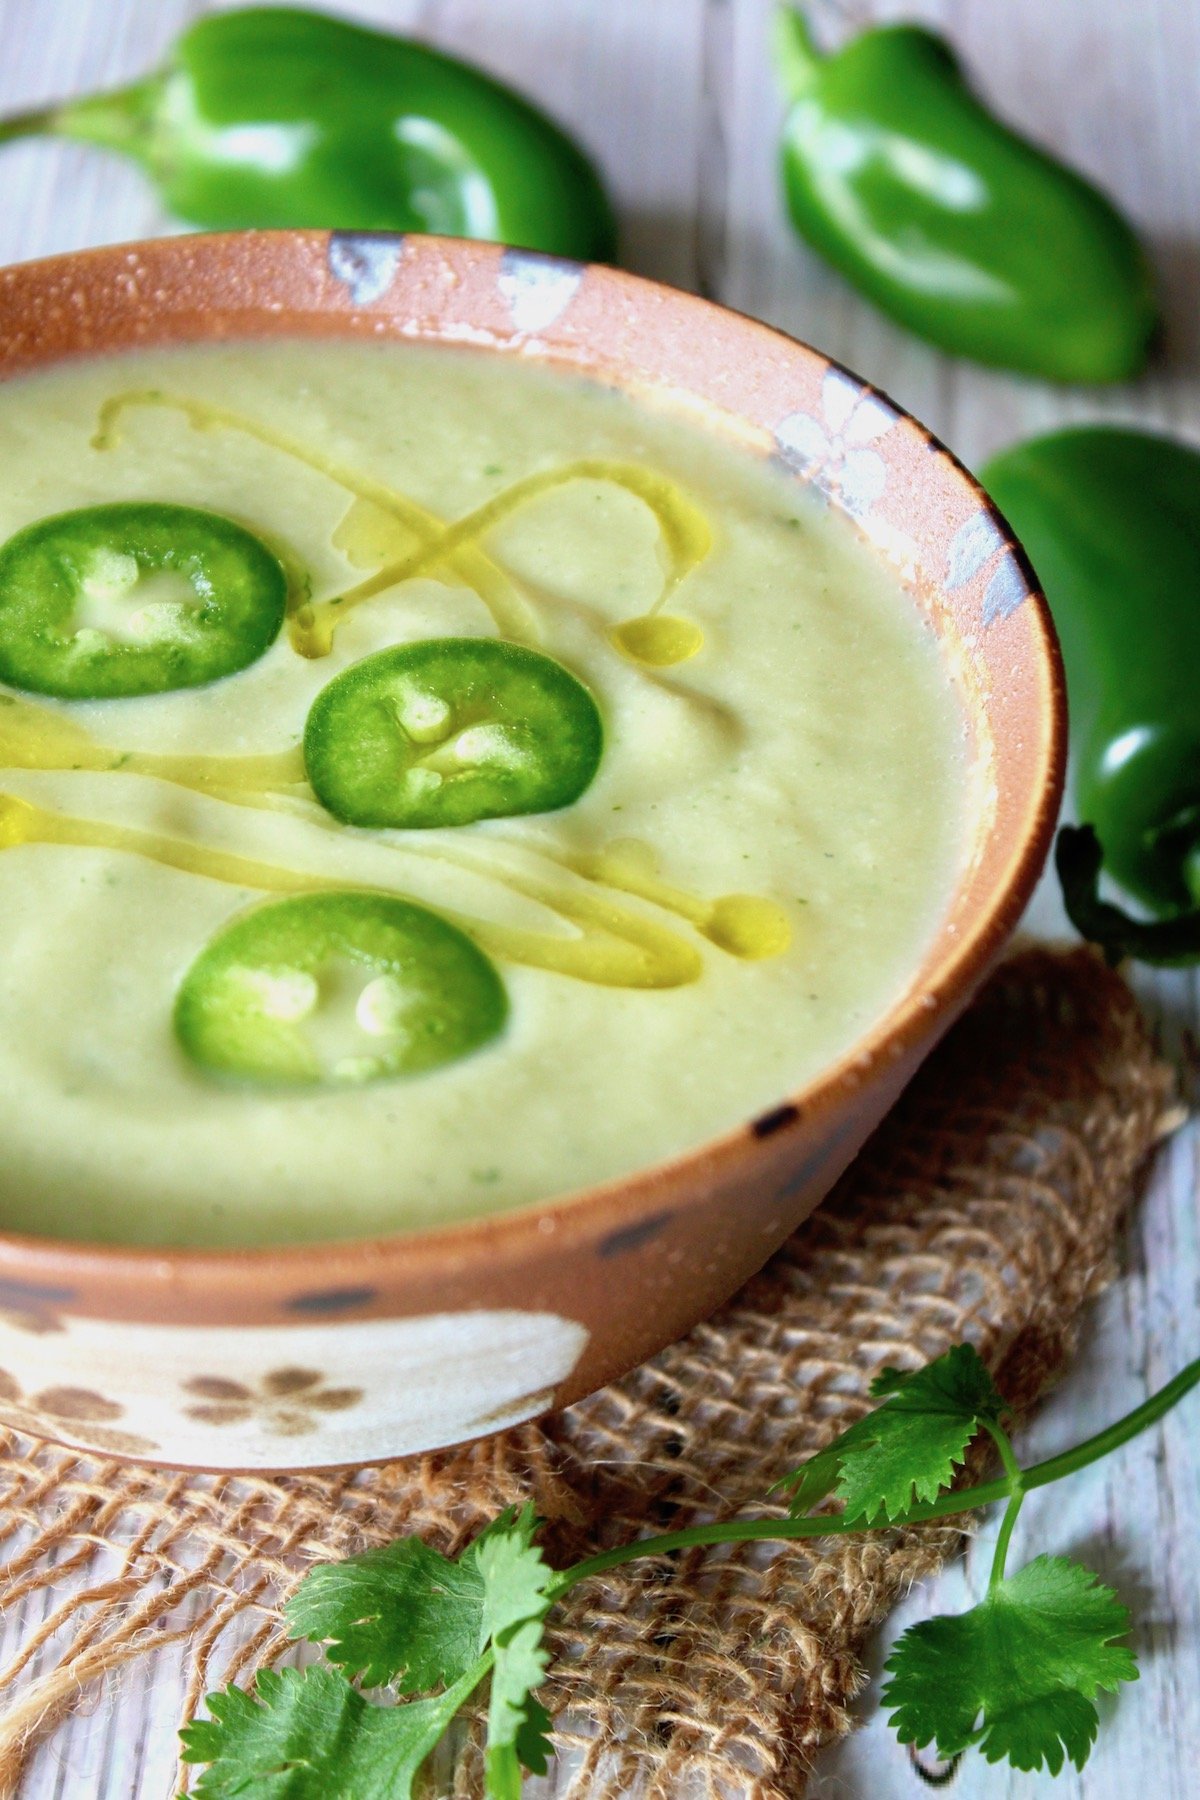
(1, 1), (1198, 1794)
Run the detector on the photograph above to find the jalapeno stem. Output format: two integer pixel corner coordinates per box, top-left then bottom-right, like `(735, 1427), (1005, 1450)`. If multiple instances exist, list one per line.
(773, 7), (824, 97)
(0, 106), (58, 146)
(0, 81), (157, 153)
(1057, 824), (1200, 967)
(33, 82), (158, 154)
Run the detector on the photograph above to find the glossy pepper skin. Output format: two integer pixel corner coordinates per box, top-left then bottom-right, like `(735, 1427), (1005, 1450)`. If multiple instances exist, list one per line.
(0, 7), (616, 262)
(775, 10), (1157, 383)
(983, 428), (1200, 926)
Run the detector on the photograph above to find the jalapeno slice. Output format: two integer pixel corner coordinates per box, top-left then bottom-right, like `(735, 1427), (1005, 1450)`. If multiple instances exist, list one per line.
(303, 638), (604, 830)
(174, 892), (507, 1087)
(0, 502), (287, 699)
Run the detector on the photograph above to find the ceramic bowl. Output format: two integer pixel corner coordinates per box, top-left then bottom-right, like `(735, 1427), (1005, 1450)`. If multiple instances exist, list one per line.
(0, 231), (1064, 1471)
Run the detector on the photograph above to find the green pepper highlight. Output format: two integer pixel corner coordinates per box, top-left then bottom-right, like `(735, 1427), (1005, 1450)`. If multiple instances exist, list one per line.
(175, 891), (508, 1087)
(983, 428), (1200, 951)
(304, 638), (604, 831)
(0, 6), (616, 261)
(774, 10), (1157, 383)
(0, 502), (287, 700)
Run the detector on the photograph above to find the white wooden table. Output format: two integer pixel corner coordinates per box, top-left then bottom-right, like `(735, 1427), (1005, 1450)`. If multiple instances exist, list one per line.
(1, 1), (1198, 1794)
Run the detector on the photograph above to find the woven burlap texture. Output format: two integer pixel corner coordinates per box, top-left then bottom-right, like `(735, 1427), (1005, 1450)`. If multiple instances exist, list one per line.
(0, 946), (1178, 1799)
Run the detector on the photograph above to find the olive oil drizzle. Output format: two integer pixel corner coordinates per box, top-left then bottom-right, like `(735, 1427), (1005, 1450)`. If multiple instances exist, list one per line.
(0, 693), (307, 800)
(539, 838), (792, 960)
(0, 697), (790, 972)
(322, 458), (712, 666)
(92, 390), (712, 667)
(0, 391), (794, 1012)
(92, 390), (538, 648)
(0, 790), (702, 989)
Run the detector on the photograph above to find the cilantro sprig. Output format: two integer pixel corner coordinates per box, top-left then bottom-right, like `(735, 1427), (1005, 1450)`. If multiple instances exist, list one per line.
(181, 1346), (1200, 1797)
(883, 1555), (1136, 1775)
(772, 1341), (1009, 1523)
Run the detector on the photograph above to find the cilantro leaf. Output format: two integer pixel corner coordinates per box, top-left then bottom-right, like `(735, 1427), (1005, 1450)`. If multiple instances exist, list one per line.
(882, 1555), (1138, 1774)
(285, 1505), (548, 1696)
(868, 1346), (1006, 1416)
(285, 1506), (556, 1799)
(475, 1503), (555, 1645)
(180, 1662), (483, 1799)
(475, 1506), (557, 1798)
(286, 1536), (485, 1692)
(485, 1621), (554, 1799)
(775, 1344), (1007, 1523)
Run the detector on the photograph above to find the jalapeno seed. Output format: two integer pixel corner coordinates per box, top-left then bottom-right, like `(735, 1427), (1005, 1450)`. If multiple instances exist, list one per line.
(174, 891), (508, 1087)
(303, 637), (604, 829)
(0, 502), (287, 699)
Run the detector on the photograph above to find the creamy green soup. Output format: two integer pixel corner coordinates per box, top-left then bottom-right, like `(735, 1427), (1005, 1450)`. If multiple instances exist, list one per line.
(0, 341), (969, 1247)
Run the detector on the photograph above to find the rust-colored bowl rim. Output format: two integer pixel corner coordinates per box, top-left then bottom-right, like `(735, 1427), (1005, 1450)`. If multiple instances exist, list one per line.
(0, 229), (1066, 1303)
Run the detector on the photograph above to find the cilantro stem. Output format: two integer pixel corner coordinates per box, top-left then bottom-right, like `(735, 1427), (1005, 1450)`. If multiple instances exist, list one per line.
(986, 1490), (1024, 1592)
(1014, 1352), (1200, 1487)
(550, 1491), (1004, 1593)
(552, 1355), (1200, 1594)
(983, 1418), (1023, 1489)
(983, 1420), (1024, 1591)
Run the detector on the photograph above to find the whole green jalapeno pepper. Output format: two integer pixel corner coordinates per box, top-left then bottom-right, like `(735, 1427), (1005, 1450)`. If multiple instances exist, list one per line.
(982, 427), (1200, 965)
(774, 9), (1157, 383)
(0, 6), (616, 262)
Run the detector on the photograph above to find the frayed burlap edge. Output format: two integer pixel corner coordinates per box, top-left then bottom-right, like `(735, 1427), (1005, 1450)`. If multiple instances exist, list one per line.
(0, 947), (1179, 1799)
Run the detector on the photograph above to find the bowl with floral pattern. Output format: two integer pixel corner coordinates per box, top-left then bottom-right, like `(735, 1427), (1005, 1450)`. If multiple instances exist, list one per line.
(0, 232), (1063, 1471)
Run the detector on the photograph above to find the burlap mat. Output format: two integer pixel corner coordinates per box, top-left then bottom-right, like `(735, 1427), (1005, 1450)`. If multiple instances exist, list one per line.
(0, 946), (1180, 1798)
